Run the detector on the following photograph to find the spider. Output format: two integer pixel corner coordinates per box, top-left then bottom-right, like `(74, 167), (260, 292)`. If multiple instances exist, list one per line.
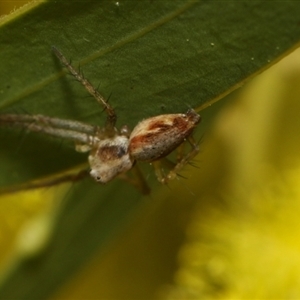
(0, 47), (201, 193)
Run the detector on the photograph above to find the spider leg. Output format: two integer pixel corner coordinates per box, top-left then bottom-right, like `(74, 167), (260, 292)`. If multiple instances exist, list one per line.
(0, 167), (90, 195)
(152, 135), (200, 184)
(52, 46), (117, 131)
(0, 114), (96, 133)
(151, 160), (165, 183)
(117, 164), (150, 195)
(0, 114), (95, 146)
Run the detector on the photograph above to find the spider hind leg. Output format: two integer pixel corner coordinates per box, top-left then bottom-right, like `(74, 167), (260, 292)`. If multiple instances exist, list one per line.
(152, 136), (200, 184)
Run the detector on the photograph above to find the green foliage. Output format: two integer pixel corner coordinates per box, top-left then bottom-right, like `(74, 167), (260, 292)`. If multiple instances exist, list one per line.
(1, 0), (299, 187)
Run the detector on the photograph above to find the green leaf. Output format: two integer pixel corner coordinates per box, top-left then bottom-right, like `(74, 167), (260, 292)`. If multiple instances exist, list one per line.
(0, 0), (299, 299)
(1, 0), (299, 188)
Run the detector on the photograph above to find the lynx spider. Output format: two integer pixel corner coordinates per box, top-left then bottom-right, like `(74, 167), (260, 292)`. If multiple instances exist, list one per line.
(0, 47), (201, 193)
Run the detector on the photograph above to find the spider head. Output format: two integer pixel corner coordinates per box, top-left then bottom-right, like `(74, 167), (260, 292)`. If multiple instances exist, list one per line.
(88, 135), (134, 183)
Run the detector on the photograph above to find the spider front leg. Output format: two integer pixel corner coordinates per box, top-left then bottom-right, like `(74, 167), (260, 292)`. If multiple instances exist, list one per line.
(0, 114), (96, 145)
(52, 46), (117, 132)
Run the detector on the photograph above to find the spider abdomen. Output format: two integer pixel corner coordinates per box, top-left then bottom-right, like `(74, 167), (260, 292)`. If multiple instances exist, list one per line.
(129, 109), (200, 162)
